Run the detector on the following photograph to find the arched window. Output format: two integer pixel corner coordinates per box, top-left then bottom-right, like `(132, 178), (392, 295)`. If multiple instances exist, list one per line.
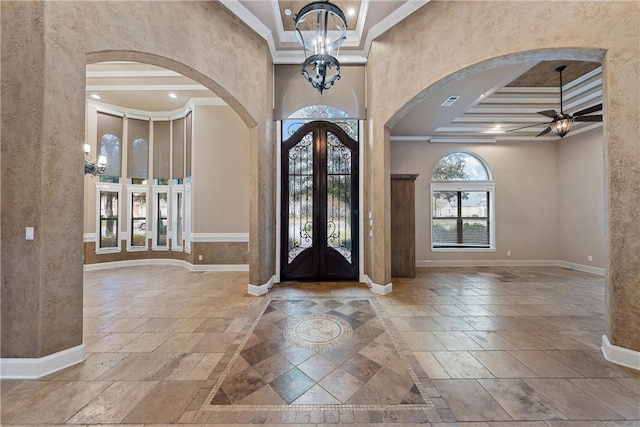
(283, 105), (358, 141)
(431, 152), (495, 250)
(131, 137), (149, 179)
(99, 133), (121, 178)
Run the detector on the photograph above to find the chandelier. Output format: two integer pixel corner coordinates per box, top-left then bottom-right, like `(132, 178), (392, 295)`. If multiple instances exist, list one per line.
(84, 144), (107, 176)
(294, 1), (347, 94)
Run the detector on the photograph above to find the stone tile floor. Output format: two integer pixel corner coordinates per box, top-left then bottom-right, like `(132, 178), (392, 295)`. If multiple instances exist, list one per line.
(1, 265), (639, 426)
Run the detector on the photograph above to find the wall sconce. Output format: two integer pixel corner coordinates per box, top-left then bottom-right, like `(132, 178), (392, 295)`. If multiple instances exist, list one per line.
(84, 144), (107, 176)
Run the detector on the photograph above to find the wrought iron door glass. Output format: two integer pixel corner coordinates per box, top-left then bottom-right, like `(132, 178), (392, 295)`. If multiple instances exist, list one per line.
(287, 132), (314, 263)
(326, 131), (352, 263)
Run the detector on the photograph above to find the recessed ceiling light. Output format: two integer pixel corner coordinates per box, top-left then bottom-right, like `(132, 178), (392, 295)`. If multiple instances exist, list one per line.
(284, 8), (292, 16)
(168, 93), (178, 99)
(90, 94), (101, 100)
(347, 7), (356, 16)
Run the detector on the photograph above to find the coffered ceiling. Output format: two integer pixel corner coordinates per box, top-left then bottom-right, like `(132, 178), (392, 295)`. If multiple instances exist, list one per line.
(86, 2), (603, 142)
(220, 0), (426, 63)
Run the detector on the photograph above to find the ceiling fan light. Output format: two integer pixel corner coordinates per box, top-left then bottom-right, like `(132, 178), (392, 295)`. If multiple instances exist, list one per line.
(550, 117), (575, 138)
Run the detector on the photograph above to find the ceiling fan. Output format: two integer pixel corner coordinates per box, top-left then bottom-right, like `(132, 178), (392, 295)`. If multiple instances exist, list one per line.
(507, 65), (602, 138)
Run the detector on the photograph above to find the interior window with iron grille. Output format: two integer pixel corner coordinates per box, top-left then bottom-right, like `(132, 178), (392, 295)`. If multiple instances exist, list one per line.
(431, 152), (495, 250)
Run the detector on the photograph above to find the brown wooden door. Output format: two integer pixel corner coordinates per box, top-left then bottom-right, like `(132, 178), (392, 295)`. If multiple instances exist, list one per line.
(391, 174), (418, 277)
(281, 121), (359, 281)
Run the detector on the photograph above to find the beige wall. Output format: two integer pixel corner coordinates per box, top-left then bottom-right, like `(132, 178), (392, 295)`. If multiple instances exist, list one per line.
(1, 0), (273, 358)
(368, 1), (639, 351)
(558, 128), (605, 268)
(82, 103), (250, 264)
(193, 105), (250, 233)
(274, 65), (366, 119)
(391, 140), (559, 263)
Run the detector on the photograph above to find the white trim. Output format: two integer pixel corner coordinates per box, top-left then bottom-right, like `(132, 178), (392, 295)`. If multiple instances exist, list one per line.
(248, 275), (277, 296)
(126, 184), (150, 252)
(151, 185), (170, 250)
(83, 233), (96, 243)
(557, 260), (605, 276)
(272, 50), (368, 65)
(358, 120), (365, 283)
(88, 98), (226, 123)
(192, 264), (248, 272)
(363, 274), (393, 295)
(191, 233), (250, 243)
(275, 121), (282, 283)
(219, 0), (277, 56)
(87, 69), (182, 78)
(1, 345), (86, 379)
(432, 248), (496, 253)
(184, 182), (192, 253)
(415, 259), (605, 276)
(417, 259), (558, 268)
(430, 180), (496, 251)
(429, 137), (496, 144)
(363, 1), (430, 57)
(601, 335), (640, 371)
(95, 183), (123, 254)
(86, 84), (208, 92)
(171, 185), (184, 252)
(83, 259), (248, 272)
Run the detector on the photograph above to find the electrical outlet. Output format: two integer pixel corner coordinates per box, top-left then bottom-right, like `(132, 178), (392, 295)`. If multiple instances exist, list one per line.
(507, 250), (511, 257)
(588, 255), (593, 262)
(198, 255), (203, 261)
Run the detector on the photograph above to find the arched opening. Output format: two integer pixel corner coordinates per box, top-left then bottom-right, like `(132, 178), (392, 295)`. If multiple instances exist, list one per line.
(387, 52), (605, 273)
(83, 59), (252, 270)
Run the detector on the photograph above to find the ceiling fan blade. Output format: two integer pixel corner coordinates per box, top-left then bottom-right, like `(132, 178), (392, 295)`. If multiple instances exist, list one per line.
(537, 110), (558, 118)
(536, 127), (552, 137)
(574, 103), (602, 116)
(574, 115), (603, 122)
(505, 122), (549, 133)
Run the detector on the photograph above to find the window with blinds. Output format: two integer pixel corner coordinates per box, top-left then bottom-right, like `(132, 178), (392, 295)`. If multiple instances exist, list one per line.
(431, 152), (495, 250)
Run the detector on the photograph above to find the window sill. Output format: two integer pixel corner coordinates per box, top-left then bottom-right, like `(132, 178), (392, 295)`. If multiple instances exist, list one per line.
(152, 246), (169, 251)
(95, 248), (121, 255)
(126, 247), (148, 252)
(431, 247), (495, 253)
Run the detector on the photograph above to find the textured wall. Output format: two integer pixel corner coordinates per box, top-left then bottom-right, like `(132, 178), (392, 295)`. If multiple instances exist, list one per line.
(367, 1), (639, 351)
(1, 1), (273, 358)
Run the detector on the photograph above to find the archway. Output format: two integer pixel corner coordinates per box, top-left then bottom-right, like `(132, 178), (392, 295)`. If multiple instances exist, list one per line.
(376, 45), (637, 368)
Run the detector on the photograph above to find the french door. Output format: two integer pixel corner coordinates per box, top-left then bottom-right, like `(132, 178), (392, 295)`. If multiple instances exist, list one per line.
(281, 121), (359, 281)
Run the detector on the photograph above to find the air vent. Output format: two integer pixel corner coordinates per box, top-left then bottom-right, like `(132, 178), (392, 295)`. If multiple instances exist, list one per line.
(441, 96), (460, 107)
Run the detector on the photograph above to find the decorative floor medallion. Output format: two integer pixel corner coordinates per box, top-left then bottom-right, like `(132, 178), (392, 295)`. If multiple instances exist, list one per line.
(284, 313), (352, 351)
(203, 297), (434, 416)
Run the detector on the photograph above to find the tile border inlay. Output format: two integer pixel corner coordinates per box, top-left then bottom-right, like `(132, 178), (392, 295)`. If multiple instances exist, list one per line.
(201, 297), (438, 413)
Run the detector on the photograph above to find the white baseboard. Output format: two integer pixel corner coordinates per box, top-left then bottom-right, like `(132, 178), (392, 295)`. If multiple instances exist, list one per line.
(417, 259), (558, 268)
(364, 274), (393, 295)
(557, 260), (605, 276)
(0, 344), (86, 379)
(83, 259), (248, 272)
(416, 259), (605, 276)
(601, 334), (640, 371)
(247, 275), (276, 296)
(192, 264), (249, 272)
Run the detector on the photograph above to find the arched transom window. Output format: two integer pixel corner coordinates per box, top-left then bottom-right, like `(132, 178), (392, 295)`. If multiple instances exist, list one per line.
(431, 152), (495, 250)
